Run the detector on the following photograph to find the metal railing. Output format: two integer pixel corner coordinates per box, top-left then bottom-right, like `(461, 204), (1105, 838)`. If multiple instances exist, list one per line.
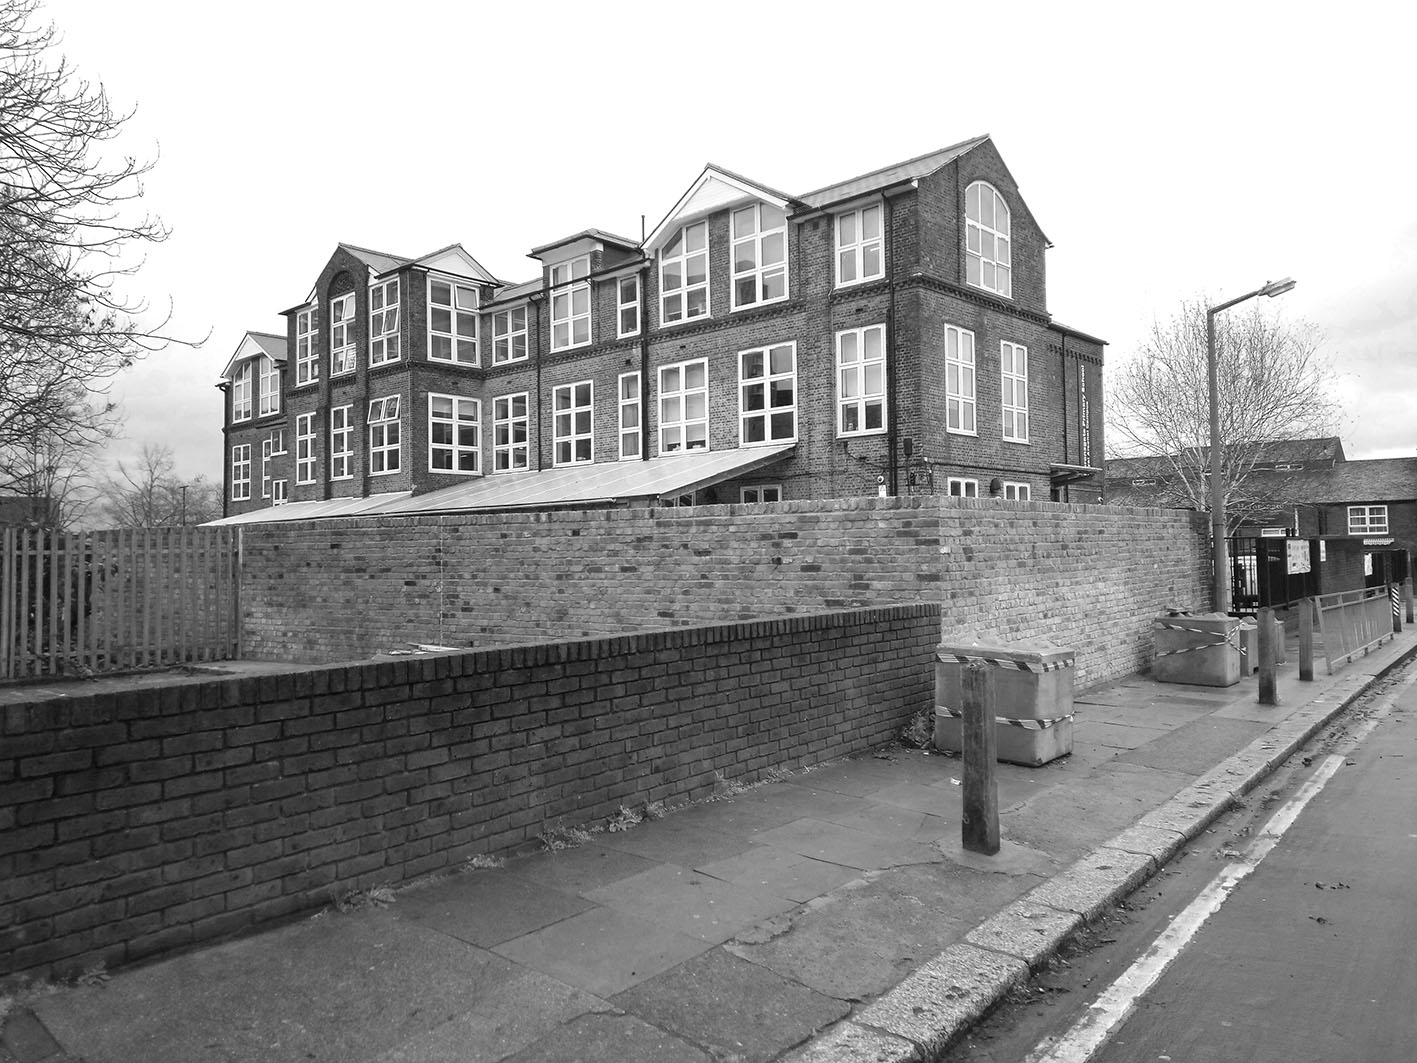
(1303, 585), (1395, 676)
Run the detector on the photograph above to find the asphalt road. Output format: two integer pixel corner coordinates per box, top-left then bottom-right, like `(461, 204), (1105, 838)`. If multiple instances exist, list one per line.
(945, 664), (1417, 1063)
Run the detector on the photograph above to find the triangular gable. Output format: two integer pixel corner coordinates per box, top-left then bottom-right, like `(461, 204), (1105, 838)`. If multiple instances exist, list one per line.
(219, 331), (285, 381)
(644, 166), (792, 253)
(414, 244), (498, 283)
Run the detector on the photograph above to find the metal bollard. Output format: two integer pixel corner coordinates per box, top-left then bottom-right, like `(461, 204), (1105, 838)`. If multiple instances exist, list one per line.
(961, 661), (1000, 855)
(1393, 582), (1403, 634)
(1298, 598), (1314, 682)
(1405, 577), (1414, 624)
(1257, 606), (1278, 705)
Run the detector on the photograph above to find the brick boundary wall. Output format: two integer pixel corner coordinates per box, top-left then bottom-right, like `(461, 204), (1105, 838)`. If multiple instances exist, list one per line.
(239, 497), (1213, 690)
(1, 604), (937, 981)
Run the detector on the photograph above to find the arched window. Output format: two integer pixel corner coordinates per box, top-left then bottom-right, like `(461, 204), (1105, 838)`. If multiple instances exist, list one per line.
(965, 181), (1012, 297)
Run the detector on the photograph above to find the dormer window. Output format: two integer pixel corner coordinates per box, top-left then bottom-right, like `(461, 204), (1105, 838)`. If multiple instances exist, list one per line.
(836, 204), (883, 287)
(295, 308), (318, 386)
(492, 307), (528, 364)
(330, 292), (356, 375)
(660, 221), (709, 325)
(550, 256), (591, 351)
(965, 181), (1011, 298)
(258, 356), (280, 416)
(231, 362), (252, 422)
(429, 278), (479, 364)
(731, 203), (787, 309)
(369, 277), (400, 366)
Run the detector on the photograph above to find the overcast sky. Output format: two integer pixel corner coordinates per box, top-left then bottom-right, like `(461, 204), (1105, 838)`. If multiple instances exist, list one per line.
(50, 0), (1417, 482)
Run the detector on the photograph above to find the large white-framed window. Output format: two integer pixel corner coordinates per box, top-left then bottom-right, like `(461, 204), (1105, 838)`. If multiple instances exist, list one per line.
(258, 356), (280, 416)
(731, 202), (788, 310)
(230, 444), (251, 501)
(492, 306), (528, 364)
(965, 181), (1012, 298)
(552, 381), (594, 466)
(947, 477), (978, 497)
(617, 275), (640, 338)
(330, 405), (353, 480)
(330, 292), (356, 375)
(739, 342), (796, 445)
(837, 324), (886, 436)
(428, 394), (481, 474)
(550, 256), (591, 351)
(658, 359), (708, 453)
(295, 413), (316, 485)
(741, 485), (782, 504)
(1003, 481), (1030, 500)
(493, 393), (529, 472)
(836, 204), (884, 287)
(295, 307), (318, 386)
(618, 371), (642, 460)
(367, 395), (401, 475)
(231, 362), (252, 422)
(369, 277), (400, 366)
(1348, 505), (1389, 534)
(660, 220), (709, 325)
(1001, 341), (1029, 442)
(260, 437), (273, 499)
(945, 325), (977, 435)
(429, 277), (479, 364)
(272, 479), (288, 506)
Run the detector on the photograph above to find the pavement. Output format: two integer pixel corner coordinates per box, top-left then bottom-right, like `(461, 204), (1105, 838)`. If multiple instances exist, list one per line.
(4, 625), (1416, 1063)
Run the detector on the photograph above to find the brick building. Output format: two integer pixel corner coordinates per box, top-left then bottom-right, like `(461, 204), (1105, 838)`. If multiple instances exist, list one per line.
(217, 136), (1105, 522)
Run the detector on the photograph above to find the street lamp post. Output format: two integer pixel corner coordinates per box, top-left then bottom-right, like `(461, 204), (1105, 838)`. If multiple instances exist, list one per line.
(1208, 277), (1296, 614)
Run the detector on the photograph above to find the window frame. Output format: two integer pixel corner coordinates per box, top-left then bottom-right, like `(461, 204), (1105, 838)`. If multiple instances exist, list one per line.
(427, 393), (481, 475)
(617, 275), (640, 338)
(295, 413), (316, 485)
(739, 341), (797, 446)
(618, 371), (642, 461)
(367, 395), (401, 476)
(272, 479), (288, 506)
(491, 306), (529, 365)
(549, 256), (591, 352)
(741, 485), (782, 504)
(231, 361), (253, 422)
(552, 380), (594, 467)
(428, 276), (480, 365)
(330, 405), (354, 481)
(659, 220), (710, 326)
(493, 392), (530, 472)
(230, 444), (251, 501)
(965, 180), (1012, 298)
(946, 477), (979, 498)
(260, 437), (273, 499)
(1348, 505), (1389, 535)
(658, 358), (710, 454)
(330, 292), (356, 376)
(835, 203), (885, 288)
(369, 276), (401, 367)
(836, 324), (887, 437)
(1002, 481), (1031, 501)
(295, 307), (319, 387)
(945, 324), (977, 436)
(258, 356), (281, 417)
(1001, 341), (1029, 443)
(730, 202), (788, 311)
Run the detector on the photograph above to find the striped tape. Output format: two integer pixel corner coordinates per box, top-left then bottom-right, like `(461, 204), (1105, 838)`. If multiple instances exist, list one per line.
(1392, 585), (1402, 616)
(935, 705), (1073, 731)
(937, 653), (1075, 673)
(1152, 620), (1238, 659)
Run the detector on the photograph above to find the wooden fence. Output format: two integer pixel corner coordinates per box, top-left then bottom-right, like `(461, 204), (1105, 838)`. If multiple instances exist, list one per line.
(0, 527), (241, 681)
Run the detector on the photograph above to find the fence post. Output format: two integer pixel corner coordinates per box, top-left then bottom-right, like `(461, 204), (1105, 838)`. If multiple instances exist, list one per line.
(1393, 582), (1403, 634)
(1257, 606), (1278, 705)
(1298, 598), (1314, 682)
(1405, 576), (1414, 624)
(961, 661), (1000, 856)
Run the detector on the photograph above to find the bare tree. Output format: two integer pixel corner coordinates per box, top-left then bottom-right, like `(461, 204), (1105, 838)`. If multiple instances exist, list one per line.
(1, 402), (113, 529)
(101, 443), (220, 527)
(1107, 297), (1339, 530)
(0, 1), (195, 475)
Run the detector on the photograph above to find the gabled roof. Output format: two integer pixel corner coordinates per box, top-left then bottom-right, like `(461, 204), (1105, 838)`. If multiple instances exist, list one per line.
(410, 243), (499, 283)
(798, 135), (990, 209)
(1105, 455), (1178, 480)
(643, 165), (796, 253)
(219, 331), (288, 381)
(529, 229), (641, 259)
(1249, 437), (1344, 466)
(339, 242), (412, 275)
(1256, 458), (1417, 505)
(482, 277), (541, 308)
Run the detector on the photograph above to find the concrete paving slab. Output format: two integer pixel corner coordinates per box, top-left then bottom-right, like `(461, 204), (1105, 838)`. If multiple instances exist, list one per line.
(750, 818), (941, 871)
(393, 869), (593, 948)
(863, 779), (964, 817)
(491, 906), (711, 998)
(32, 911), (515, 1063)
(935, 837), (1058, 880)
(800, 755), (937, 797)
(696, 845), (865, 903)
(1001, 765), (1191, 861)
(0, 1009), (61, 1063)
(611, 946), (850, 1063)
(583, 864), (796, 944)
(1117, 717), (1270, 773)
(503, 842), (660, 897)
(1073, 719), (1175, 751)
(497, 1012), (709, 1063)
(370, 969), (613, 1063)
(592, 818), (755, 868)
(819, 801), (951, 843)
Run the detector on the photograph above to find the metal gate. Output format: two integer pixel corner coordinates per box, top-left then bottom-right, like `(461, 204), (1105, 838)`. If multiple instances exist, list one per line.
(1229, 536), (1318, 615)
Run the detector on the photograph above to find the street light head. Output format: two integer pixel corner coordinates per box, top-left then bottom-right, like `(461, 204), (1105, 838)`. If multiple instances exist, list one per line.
(1259, 277), (1297, 298)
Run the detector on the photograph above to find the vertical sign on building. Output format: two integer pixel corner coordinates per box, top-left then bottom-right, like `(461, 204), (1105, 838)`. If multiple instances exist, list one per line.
(1078, 363), (1091, 467)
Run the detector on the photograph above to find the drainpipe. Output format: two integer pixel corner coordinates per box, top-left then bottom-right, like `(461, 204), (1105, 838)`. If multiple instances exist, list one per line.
(1060, 333), (1070, 465)
(885, 195), (898, 497)
(531, 292), (544, 471)
(639, 260), (651, 461)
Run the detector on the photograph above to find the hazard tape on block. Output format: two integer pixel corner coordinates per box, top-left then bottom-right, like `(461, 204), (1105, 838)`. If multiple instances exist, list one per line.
(1152, 620), (1238, 659)
(935, 705), (1073, 730)
(936, 653), (1075, 674)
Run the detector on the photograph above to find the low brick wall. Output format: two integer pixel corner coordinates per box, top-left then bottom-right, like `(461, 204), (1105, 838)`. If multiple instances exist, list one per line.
(1, 604), (937, 981)
(240, 497), (1213, 689)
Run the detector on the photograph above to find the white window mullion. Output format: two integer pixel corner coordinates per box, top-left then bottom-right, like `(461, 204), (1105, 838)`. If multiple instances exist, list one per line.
(658, 359), (709, 453)
(494, 393), (530, 472)
(836, 324), (887, 436)
(659, 221), (709, 325)
(945, 325), (976, 435)
(618, 372), (642, 460)
(1001, 341), (1029, 442)
(428, 394), (480, 474)
(553, 381), (594, 466)
(739, 342), (796, 445)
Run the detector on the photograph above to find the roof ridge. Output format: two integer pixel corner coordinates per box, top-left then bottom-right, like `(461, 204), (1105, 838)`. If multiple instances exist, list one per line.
(797, 134), (989, 199)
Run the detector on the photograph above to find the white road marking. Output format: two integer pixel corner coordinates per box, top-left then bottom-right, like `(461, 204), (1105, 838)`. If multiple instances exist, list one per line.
(1024, 667), (1417, 1063)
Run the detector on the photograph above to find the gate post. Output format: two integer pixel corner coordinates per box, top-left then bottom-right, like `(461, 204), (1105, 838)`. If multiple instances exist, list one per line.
(1298, 598), (1314, 682)
(1257, 606), (1278, 705)
(1405, 576), (1414, 625)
